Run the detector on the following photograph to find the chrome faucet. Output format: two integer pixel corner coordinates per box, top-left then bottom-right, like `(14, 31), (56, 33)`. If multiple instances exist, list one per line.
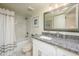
(56, 32), (66, 39)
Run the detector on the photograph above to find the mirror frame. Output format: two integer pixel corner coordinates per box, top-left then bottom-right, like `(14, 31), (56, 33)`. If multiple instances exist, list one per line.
(44, 3), (79, 32)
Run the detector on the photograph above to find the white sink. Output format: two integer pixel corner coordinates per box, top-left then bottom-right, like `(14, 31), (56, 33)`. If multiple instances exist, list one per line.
(40, 36), (52, 40)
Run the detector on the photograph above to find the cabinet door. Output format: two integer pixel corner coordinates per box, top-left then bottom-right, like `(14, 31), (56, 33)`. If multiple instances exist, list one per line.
(33, 39), (57, 56)
(33, 38), (79, 56)
(38, 40), (56, 56)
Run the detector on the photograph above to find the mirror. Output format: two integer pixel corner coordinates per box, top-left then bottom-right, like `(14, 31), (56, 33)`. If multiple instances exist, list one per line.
(44, 4), (79, 32)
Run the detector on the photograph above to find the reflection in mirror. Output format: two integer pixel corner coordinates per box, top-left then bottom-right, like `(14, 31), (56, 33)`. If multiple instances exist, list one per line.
(44, 12), (54, 29)
(65, 5), (77, 29)
(54, 14), (65, 29)
(44, 4), (79, 32)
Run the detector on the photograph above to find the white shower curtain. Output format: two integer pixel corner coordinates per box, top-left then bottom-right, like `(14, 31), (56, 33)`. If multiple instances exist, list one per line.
(0, 8), (16, 54)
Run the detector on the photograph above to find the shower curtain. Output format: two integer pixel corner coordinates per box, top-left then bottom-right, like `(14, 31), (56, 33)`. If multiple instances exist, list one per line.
(0, 8), (16, 55)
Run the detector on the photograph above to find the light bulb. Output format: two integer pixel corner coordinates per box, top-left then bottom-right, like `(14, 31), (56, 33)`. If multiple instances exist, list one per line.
(48, 7), (53, 11)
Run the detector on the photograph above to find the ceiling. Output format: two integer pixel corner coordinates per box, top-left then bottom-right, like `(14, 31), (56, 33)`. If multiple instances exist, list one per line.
(0, 3), (50, 18)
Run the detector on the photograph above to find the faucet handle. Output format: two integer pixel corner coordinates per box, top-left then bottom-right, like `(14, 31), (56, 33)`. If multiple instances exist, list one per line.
(56, 32), (64, 39)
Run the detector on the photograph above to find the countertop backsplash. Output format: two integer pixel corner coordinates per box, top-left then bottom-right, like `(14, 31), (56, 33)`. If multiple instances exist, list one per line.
(42, 32), (79, 40)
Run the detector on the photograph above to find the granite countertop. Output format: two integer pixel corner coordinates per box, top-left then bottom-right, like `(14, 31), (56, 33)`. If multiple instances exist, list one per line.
(32, 34), (79, 55)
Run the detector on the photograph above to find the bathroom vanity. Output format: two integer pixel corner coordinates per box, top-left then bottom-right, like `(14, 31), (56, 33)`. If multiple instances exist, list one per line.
(33, 38), (56, 56)
(32, 33), (79, 56)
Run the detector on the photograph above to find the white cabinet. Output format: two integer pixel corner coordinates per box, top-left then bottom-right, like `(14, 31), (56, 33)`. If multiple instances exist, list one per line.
(33, 38), (78, 56)
(33, 38), (56, 56)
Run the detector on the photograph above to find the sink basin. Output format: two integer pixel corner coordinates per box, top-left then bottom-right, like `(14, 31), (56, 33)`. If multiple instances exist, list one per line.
(39, 36), (52, 40)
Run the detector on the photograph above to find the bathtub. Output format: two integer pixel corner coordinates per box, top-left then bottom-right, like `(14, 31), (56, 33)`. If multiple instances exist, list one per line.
(6, 39), (32, 56)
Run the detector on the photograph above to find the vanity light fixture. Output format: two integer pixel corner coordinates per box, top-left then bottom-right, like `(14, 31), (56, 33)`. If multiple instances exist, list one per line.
(48, 3), (69, 11)
(48, 3), (65, 11)
(55, 4), (59, 8)
(48, 6), (53, 11)
(48, 3), (54, 11)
